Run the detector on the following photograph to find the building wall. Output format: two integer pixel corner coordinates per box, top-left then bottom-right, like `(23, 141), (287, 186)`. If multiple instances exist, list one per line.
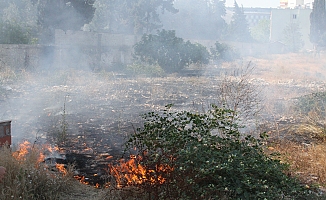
(280, 0), (312, 8)
(304, 0), (314, 8)
(0, 44), (42, 70)
(53, 30), (137, 70)
(0, 31), (138, 72)
(288, 0), (305, 8)
(270, 8), (312, 49)
(242, 8), (272, 27)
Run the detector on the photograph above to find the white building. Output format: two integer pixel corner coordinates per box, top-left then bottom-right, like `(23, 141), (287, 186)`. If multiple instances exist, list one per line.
(304, 0), (314, 8)
(270, 8), (312, 49)
(288, 0), (305, 8)
(243, 8), (271, 27)
(279, 0), (314, 8)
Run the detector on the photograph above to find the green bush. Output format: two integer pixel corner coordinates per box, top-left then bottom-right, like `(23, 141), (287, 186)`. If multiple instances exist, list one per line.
(0, 20), (37, 44)
(123, 105), (310, 199)
(294, 92), (326, 116)
(133, 30), (210, 73)
(210, 41), (239, 62)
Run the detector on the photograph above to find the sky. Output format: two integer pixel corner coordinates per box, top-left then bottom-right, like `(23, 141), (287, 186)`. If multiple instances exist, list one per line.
(225, 0), (280, 8)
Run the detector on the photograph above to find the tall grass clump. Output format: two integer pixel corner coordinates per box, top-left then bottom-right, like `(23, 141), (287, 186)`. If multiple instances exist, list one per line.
(293, 91), (326, 141)
(0, 142), (75, 200)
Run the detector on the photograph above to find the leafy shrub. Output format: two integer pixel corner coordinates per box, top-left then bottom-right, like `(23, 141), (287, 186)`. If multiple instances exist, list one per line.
(133, 30), (210, 73)
(123, 105), (310, 199)
(0, 20), (37, 44)
(293, 92), (326, 141)
(294, 92), (326, 116)
(210, 41), (239, 62)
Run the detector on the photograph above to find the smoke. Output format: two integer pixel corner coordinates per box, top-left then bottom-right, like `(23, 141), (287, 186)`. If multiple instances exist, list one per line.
(0, 0), (324, 147)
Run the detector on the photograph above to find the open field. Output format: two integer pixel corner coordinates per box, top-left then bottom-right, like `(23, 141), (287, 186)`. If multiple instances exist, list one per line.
(1, 52), (326, 198)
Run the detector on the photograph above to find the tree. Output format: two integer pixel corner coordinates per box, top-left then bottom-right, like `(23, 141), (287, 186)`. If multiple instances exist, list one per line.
(133, 30), (210, 73)
(0, 0), (38, 44)
(227, 1), (252, 42)
(127, 0), (178, 34)
(310, 0), (326, 46)
(88, 0), (177, 34)
(251, 19), (270, 43)
(160, 0), (227, 40)
(210, 41), (239, 61)
(37, 0), (95, 32)
(85, 0), (116, 32)
(209, 0), (227, 38)
(282, 22), (304, 52)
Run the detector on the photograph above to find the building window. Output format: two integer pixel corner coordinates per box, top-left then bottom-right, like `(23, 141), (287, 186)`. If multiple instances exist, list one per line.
(293, 14), (297, 19)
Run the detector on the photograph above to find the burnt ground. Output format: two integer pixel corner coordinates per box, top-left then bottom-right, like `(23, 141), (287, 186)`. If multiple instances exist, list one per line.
(1, 53), (326, 186)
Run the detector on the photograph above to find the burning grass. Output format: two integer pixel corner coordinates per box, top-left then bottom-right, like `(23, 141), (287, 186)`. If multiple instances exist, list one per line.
(0, 142), (93, 200)
(110, 155), (173, 188)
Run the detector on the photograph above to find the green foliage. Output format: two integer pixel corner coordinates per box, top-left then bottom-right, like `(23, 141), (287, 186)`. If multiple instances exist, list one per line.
(310, 0), (326, 45)
(124, 105), (310, 199)
(282, 22), (304, 52)
(294, 92), (326, 116)
(227, 1), (252, 42)
(0, 1), (39, 44)
(89, 0), (177, 34)
(251, 19), (270, 43)
(38, 0), (95, 32)
(166, 0), (227, 40)
(133, 30), (210, 73)
(0, 21), (36, 44)
(210, 41), (239, 62)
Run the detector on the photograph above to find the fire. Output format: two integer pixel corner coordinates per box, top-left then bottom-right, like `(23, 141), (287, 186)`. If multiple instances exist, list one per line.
(38, 152), (46, 164)
(74, 175), (90, 185)
(47, 145), (60, 153)
(110, 155), (173, 188)
(13, 141), (32, 160)
(56, 164), (67, 175)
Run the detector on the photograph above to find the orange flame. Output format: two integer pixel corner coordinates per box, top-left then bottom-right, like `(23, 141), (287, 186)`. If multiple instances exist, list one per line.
(110, 155), (173, 188)
(12, 141), (32, 160)
(47, 145), (59, 153)
(56, 164), (67, 175)
(38, 152), (46, 164)
(74, 175), (90, 185)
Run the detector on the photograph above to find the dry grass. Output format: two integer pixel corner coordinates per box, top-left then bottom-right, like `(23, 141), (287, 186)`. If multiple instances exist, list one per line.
(267, 140), (326, 188)
(0, 65), (17, 84)
(0, 143), (94, 200)
(245, 53), (326, 82)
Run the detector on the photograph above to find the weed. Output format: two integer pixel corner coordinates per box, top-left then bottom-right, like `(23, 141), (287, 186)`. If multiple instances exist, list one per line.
(57, 96), (69, 145)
